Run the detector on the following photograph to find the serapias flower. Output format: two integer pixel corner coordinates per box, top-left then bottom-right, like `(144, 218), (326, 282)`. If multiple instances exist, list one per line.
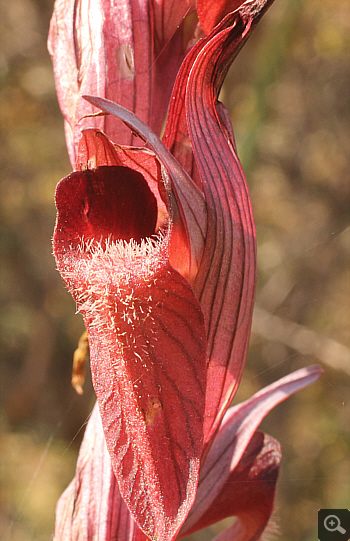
(53, 128), (208, 539)
(49, 0), (323, 539)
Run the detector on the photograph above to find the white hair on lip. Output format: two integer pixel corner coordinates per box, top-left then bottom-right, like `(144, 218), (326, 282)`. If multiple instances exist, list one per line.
(77, 230), (167, 262)
(62, 232), (169, 334)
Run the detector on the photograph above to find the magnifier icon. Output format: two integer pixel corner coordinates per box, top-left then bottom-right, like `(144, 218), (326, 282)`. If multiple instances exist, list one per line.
(324, 515), (346, 534)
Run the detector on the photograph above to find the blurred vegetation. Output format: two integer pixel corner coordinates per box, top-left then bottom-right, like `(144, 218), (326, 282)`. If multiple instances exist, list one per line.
(0, 0), (349, 540)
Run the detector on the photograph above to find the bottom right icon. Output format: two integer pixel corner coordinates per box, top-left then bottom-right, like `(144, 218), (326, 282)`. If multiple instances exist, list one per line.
(318, 509), (350, 541)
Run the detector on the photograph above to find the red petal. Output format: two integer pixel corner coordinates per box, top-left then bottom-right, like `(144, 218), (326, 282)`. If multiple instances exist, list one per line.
(48, 0), (196, 166)
(181, 365), (322, 534)
(181, 431), (281, 540)
(53, 404), (147, 541)
(184, 0), (275, 446)
(53, 166), (207, 539)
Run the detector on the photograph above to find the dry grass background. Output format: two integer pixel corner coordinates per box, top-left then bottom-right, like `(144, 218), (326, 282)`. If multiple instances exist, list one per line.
(0, 0), (349, 540)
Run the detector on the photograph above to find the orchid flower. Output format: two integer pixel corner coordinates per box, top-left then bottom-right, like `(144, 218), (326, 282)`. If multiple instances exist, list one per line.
(49, 0), (322, 540)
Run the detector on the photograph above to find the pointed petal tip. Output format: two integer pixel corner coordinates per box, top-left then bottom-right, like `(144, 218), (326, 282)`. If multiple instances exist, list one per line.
(286, 364), (324, 384)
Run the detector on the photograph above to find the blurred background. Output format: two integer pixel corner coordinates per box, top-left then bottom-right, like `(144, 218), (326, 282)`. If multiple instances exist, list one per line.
(0, 0), (349, 539)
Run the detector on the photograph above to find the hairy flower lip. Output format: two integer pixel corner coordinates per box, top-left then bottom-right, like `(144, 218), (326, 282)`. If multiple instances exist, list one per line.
(72, 235), (171, 336)
(74, 235), (170, 314)
(53, 129), (208, 541)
